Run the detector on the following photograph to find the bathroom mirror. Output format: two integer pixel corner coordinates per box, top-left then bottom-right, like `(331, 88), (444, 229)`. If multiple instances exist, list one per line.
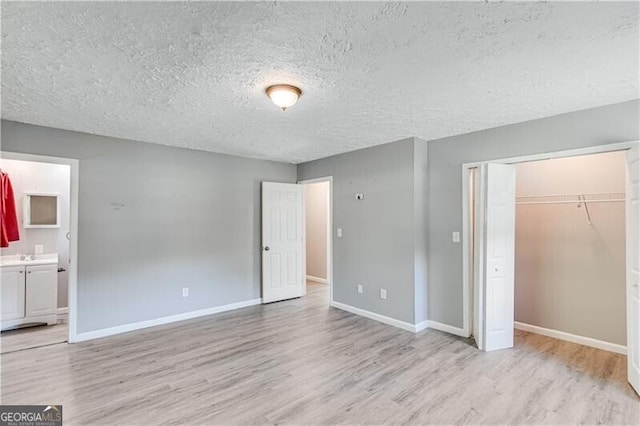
(24, 193), (60, 228)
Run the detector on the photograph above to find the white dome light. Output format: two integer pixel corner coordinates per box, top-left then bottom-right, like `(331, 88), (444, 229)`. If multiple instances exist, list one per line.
(265, 84), (302, 111)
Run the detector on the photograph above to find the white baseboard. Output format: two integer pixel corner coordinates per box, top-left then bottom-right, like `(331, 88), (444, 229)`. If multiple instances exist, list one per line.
(427, 320), (468, 338)
(415, 320), (429, 332)
(57, 307), (69, 315)
(514, 321), (626, 355)
(306, 275), (328, 284)
(72, 298), (262, 343)
(330, 301), (417, 332)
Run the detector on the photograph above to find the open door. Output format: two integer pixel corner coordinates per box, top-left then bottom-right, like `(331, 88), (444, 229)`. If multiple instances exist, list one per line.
(626, 144), (640, 396)
(479, 163), (516, 352)
(262, 182), (304, 304)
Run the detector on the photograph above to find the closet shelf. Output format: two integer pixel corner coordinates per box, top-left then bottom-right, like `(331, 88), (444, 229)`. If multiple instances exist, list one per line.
(516, 192), (625, 205)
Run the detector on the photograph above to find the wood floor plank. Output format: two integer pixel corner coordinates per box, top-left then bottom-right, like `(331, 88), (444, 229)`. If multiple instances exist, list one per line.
(0, 319), (68, 354)
(1, 283), (638, 425)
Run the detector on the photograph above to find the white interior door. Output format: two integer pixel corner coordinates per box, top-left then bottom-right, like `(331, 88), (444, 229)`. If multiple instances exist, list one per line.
(626, 144), (640, 396)
(480, 163), (516, 352)
(262, 182), (304, 304)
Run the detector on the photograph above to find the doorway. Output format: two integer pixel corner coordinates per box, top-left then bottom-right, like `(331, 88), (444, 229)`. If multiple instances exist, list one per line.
(463, 141), (640, 396)
(260, 178), (333, 306)
(301, 177), (332, 305)
(0, 152), (79, 349)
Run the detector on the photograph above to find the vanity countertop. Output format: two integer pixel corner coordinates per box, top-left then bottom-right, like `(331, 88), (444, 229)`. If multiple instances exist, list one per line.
(0, 253), (58, 267)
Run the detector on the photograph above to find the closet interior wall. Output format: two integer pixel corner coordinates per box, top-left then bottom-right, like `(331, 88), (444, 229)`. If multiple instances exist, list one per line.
(514, 151), (627, 346)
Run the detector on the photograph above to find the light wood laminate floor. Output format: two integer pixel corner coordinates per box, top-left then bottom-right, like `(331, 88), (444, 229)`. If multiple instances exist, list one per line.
(1, 318), (68, 354)
(1, 283), (638, 425)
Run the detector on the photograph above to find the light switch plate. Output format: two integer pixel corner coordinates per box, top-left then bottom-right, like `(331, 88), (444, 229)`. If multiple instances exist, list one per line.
(357, 284), (363, 293)
(355, 193), (364, 200)
(182, 288), (189, 298)
(380, 289), (387, 299)
(337, 228), (343, 237)
(452, 232), (460, 243)
(34, 244), (44, 254)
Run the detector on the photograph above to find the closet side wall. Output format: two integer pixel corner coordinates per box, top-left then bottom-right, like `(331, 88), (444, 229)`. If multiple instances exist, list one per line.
(514, 151), (627, 345)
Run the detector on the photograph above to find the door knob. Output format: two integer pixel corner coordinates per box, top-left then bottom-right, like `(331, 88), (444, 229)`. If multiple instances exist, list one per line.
(264, 246), (270, 251)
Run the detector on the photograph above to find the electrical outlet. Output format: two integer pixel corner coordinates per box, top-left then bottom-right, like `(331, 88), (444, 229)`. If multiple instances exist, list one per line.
(357, 284), (363, 294)
(380, 289), (387, 299)
(34, 244), (44, 255)
(182, 288), (189, 298)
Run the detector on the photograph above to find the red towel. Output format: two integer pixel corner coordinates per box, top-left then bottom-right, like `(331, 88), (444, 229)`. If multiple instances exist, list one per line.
(1, 172), (20, 247)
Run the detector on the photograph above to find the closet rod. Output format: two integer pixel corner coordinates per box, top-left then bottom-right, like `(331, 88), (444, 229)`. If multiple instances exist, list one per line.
(516, 198), (625, 205)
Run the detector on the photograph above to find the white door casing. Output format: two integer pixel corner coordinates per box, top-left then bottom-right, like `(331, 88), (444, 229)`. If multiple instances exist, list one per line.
(626, 144), (640, 396)
(262, 182), (304, 304)
(472, 168), (483, 348)
(481, 163), (516, 352)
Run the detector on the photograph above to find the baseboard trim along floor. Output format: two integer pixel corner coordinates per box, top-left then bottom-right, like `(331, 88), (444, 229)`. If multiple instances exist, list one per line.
(514, 321), (626, 355)
(330, 302), (460, 334)
(306, 275), (328, 284)
(426, 320), (468, 337)
(73, 298), (262, 342)
(330, 301), (417, 332)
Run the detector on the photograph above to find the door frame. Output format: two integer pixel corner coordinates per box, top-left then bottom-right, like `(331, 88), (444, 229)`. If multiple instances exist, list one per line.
(298, 176), (334, 304)
(0, 151), (79, 343)
(462, 141), (639, 341)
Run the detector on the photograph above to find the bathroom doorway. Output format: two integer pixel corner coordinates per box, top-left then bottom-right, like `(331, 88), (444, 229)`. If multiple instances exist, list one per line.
(0, 152), (79, 352)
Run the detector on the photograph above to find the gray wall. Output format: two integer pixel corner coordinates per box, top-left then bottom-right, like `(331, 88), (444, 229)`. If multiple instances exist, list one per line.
(427, 99), (640, 328)
(298, 138), (423, 324)
(304, 181), (329, 280)
(1, 120), (296, 333)
(413, 139), (428, 324)
(514, 151), (627, 345)
(2, 99), (637, 334)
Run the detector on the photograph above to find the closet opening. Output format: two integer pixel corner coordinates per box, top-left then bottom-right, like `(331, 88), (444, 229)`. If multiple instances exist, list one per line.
(511, 151), (627, 353)
(463, 142), (640, 397)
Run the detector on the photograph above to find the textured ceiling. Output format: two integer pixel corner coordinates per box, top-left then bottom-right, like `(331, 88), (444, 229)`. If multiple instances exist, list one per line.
(2, 1), (638, 163)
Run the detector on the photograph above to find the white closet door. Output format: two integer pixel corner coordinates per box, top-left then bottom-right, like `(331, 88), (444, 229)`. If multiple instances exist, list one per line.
(262, 182), (304, 304)
(481, 163), (516, 352)
(626, 144), (640, 396)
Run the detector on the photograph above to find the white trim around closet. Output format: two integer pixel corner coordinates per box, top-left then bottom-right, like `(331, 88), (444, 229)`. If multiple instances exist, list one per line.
(461, 140), (639, 342)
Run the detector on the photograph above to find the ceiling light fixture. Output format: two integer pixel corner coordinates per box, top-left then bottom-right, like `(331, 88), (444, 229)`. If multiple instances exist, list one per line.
(265, 84), (302, 111)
